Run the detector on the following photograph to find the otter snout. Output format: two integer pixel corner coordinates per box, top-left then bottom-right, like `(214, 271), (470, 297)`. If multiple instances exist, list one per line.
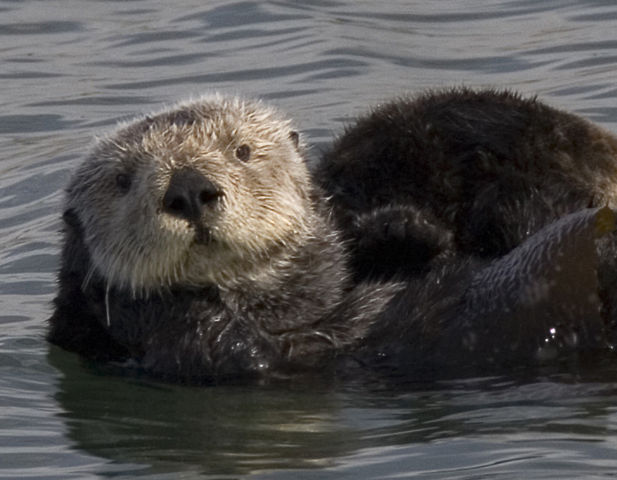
(162, 168), (221, 222)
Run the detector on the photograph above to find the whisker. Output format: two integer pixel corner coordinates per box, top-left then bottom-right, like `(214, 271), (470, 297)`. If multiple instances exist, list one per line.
(105, 283), (111, 327)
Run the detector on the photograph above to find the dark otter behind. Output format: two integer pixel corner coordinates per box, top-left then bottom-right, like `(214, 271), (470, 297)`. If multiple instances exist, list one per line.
(317, 88), (617, 278)
(317, 88), (617, 349)
(48, 93), (617, 383)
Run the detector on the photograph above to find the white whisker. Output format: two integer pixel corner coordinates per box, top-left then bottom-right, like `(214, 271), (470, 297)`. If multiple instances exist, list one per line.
(105, 283), (111, 327)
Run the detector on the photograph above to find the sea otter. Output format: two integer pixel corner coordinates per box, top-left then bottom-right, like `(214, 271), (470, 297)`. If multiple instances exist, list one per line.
(48, 96), (401, 381)
(48, 94), (616, 383)
(318, 88), (617, 279)
(317, 88), (617, 347)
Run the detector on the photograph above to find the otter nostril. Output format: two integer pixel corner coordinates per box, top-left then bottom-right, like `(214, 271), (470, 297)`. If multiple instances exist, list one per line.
(199, 189), (219, 204)
(166, 196), (187, 214)
(162, 168), (220, 222)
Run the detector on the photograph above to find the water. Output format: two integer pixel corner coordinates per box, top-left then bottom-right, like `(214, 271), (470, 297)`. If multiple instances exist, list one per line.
(1, 0), (617, 478)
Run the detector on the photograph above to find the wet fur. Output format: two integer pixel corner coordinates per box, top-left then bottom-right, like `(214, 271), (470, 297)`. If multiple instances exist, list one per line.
(48, 96), (401, 382)
(318, 88), (617, 278)
(317, 88), (617, 344)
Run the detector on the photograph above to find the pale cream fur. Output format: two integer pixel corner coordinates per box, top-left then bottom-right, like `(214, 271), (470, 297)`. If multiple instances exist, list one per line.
(68, 95), (320, 294)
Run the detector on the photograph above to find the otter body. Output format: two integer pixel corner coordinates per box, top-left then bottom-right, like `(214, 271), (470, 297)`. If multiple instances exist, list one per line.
(48, 96), (400, 382)
(49, 93), (617, 383)
(318, 88), (617, 279)
(318, 88), (617, 349)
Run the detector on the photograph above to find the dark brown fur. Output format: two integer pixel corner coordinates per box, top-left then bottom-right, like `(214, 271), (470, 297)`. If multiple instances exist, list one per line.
(317, 88), (617, 278)
(317, 89), (617, 346)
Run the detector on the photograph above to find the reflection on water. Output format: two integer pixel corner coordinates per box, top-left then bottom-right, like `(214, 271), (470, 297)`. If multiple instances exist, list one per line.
(50, 348), (353, 475)
(49, 347), (617, 478)
(2, 0), (617, 478)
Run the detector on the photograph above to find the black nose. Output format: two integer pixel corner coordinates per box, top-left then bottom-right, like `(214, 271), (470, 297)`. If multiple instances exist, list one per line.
(162, 168), (221, 222)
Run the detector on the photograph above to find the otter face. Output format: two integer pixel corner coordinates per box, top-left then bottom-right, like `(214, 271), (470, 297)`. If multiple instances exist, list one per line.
(67, 95), (313, 293)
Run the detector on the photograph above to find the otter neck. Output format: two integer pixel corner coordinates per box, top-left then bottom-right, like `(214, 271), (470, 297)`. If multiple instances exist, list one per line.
(219, 217), (352, 331)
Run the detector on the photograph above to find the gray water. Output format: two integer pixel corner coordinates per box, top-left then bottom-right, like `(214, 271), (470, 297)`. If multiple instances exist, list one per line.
(2, 1), (617, 478)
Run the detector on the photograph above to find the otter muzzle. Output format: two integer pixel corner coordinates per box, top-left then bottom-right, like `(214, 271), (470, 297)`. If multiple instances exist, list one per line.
(162, 168), (221, 223)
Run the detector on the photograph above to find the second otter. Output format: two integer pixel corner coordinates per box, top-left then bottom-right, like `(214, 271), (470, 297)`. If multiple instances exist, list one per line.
(317, 87), (617, 358)
(318, 88), (617, 280)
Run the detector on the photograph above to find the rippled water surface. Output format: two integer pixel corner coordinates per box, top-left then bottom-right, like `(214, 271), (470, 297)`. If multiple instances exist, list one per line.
(2, 1), (617, 478)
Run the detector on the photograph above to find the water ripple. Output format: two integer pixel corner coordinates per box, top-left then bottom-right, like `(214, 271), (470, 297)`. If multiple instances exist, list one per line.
(0, 21), (83, 35)
(0, 115), (80, 135)
(104, 58), (368, 90)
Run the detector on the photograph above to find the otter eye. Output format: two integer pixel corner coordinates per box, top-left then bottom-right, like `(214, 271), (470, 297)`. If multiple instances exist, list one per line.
(235, 144), (251, 162)
(115, 173), (132, 193)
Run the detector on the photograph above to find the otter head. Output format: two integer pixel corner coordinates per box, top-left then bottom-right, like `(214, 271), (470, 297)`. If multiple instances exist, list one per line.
(66, 95), (314, 293)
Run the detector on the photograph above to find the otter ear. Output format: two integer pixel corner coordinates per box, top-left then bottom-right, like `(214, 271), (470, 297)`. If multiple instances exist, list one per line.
(115, 173), (132, 194)
(62, 208), (80, 228)
(289, 130), (300, 150)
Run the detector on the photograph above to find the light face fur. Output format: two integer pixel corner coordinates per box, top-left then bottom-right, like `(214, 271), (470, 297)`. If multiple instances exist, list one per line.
(67, 96), (315, 293)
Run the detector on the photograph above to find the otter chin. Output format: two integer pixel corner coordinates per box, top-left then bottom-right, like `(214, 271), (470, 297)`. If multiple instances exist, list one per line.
(48, 93), (617, 383)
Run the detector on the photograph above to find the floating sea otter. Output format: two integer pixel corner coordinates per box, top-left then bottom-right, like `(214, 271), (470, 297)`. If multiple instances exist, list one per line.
(317, 87), (617, 350)
(48, 92), (617, 383)
(318, 88), (617, 278)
